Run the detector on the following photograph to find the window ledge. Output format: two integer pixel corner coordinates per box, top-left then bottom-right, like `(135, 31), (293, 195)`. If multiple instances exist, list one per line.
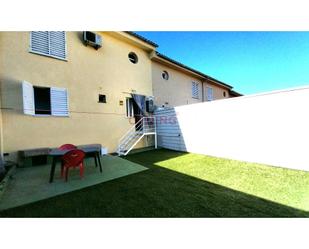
(32, 114), (69, 117)
(29, 50), (68, 62)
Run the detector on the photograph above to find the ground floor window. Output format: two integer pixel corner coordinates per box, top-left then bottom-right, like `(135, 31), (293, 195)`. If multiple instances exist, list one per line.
(33, 86), (51, 115)
(22, 81), (69, 116)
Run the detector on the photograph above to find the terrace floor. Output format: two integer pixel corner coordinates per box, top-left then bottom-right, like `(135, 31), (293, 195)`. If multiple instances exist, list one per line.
(0, 149), (309, 217)
(0, 155), (147, 211)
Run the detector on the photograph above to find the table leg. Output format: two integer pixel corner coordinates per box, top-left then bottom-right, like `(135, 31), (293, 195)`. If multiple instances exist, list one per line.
(94, 153), (98, 168)
(49, 156), (57, 183)
(97, 152), (102, 173)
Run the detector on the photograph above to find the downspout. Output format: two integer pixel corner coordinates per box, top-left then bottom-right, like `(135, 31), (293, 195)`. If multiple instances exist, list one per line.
(0, 33), (4, 174)
(0, 82), (4, 174)
(201, 81), (205, 102)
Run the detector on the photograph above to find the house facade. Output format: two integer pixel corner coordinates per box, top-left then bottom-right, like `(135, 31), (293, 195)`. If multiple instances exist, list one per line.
(0, 31), (240, 161)
(151, 52), (241, 108)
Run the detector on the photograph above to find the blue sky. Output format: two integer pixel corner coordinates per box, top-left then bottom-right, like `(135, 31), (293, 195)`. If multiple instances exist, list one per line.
(136, 32), (309, 95)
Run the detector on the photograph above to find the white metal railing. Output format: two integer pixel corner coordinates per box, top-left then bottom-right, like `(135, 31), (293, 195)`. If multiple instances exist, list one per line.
(118, 116), (157, 156)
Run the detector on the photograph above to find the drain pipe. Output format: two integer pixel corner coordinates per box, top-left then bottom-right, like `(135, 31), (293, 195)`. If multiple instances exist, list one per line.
(0, 81), (4, 175)
(0, 97), (4, 175)
(201, 81), (205, 102)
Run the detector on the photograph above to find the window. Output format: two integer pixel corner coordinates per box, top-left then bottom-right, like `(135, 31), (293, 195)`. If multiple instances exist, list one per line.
(192, 82), (199, 99)
(162, 71), (169, 80)
(98, 94), (106, 103)
(223, 91), (226, 97)
(126, 98), (134, 117)
(206, 87), (213, 101)
(22, 81), (69, 116)
(34, 87), (51, 115)
(128, 52), (138, 64)
(30, 31), (67, 60)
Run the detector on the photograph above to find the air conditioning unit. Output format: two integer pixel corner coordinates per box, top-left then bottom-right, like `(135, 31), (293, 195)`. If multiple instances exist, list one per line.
(146, 96), (155, 113)
(83, 31), (102, 50)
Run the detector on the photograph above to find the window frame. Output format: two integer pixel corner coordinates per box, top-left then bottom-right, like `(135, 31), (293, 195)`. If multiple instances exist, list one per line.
(22, 81), (69, 117)
(206, 87), (214, 101)
(128, 52), (138, 64)
(29, 31), (68, 61)
(162, 70), (169, 80)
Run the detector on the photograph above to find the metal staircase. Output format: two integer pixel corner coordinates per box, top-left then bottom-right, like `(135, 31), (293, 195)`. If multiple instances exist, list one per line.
(117, 116), (157, 156)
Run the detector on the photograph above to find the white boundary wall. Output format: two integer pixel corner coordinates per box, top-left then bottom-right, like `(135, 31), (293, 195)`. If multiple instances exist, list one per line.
(155, 86), (309, 171)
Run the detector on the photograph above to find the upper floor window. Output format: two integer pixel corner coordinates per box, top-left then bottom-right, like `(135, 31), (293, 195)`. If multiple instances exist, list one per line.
(30, 31), (67, 60)
(162, 71), (169, 80)
(192, 82), (199, 99)
(128, 52), (138, 64)
(206, 87), (214, 101)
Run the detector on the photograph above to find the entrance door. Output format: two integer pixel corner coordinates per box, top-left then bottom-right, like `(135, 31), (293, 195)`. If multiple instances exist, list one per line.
(133, 101), (142, 131)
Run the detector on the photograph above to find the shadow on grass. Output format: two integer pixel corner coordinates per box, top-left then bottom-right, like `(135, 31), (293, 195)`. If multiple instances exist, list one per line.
(0, 149), (308, 217)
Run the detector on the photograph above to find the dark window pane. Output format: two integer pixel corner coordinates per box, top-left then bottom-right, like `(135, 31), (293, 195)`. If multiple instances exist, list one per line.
(128, 52), (138, 64)
(34, 87), (51, 115)
(98, 94), (106, 103)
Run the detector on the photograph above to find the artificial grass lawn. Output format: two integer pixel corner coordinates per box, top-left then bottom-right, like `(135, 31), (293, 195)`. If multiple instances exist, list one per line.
(1, 149), (309, 217)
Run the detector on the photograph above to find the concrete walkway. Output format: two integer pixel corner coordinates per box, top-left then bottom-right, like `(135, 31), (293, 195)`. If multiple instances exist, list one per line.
(0, 155), (147, 211)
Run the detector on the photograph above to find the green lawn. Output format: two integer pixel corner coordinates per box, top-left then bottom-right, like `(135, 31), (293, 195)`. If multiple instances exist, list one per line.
(1, 149), (309, 217)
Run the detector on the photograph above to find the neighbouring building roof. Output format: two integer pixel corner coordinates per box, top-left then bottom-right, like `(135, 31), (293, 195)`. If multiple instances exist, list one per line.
(156, 52), (233, 89)
(126, 31), (241, 93)
(229, 90), (243, 97)
(125, 31), (159, 48)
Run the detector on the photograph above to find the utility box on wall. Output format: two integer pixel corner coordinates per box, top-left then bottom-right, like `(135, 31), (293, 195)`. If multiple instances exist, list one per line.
(101, 147), (108, 155)
(83, 31), (102, 50)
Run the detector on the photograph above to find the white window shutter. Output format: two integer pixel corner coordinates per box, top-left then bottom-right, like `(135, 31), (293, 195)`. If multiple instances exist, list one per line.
(22, 81), (35, 115)
(30, 31), (66, 60)
(49, 32), (66, 59)
(192, 82), (199, 99)
(50, 87), (69, 116)
(192, 82), (195, 98)
(30, 31), (49, 55)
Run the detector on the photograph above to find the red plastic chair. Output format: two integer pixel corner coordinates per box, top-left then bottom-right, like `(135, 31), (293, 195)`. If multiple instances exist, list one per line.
(59, 144), (77, 177)
(59, 144), (77, 150)
(61, 149), (85, 182)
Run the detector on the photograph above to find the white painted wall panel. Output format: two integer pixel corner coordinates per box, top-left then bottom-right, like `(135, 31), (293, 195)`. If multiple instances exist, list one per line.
(155, 86), (309, 171)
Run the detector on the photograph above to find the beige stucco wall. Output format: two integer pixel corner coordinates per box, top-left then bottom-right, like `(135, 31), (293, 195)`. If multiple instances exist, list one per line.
(152, 61), (203, 107)
(0, 32), (153, 158)
(152, 61), (230, 107)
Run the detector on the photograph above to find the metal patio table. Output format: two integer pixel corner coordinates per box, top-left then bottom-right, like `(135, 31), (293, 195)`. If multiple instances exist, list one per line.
(49, 145), (102, 183)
